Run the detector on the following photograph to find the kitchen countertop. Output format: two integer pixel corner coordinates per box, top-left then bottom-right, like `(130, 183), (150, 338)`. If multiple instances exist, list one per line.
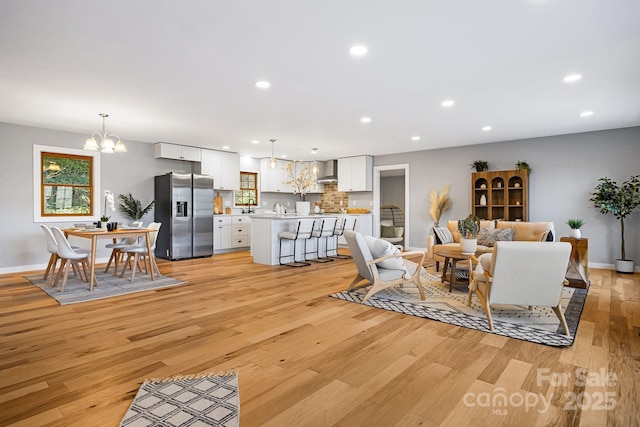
(249, 213), (371, 219)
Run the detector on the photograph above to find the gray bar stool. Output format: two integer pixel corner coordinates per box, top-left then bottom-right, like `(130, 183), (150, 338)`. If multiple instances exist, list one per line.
(306, 217), (338, 263)
(327, 216), (358, 259)
(278, 218), (315, 267)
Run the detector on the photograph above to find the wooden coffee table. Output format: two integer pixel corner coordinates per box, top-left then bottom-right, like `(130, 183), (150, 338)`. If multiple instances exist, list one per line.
(436, 249), (476, 292)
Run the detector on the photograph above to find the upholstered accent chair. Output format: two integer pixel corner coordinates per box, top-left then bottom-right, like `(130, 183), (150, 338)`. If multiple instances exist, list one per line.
(468, 241), (572, 336)
(344, 230), (426, 303)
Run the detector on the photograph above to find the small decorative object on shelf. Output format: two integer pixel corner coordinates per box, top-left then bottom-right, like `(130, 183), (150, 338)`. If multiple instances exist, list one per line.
(515, 160), (532, 175)
(470, 160), (489, 172)
(480, 194), (487, 206)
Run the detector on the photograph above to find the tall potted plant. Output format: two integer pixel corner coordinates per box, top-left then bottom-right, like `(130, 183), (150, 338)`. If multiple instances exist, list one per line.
(457, 214), (481, 255)
(590, 175), (640, 273)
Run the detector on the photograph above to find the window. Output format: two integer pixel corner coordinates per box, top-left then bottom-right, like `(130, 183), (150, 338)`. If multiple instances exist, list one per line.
(33, 145), (101, 222)
(235, 172), (258, 206)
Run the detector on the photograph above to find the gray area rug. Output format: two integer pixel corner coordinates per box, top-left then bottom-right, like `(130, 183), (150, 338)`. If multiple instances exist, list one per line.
(120, 372), (239, 427)
(331, 273), (588, 347)
(26, 270), (186, 305)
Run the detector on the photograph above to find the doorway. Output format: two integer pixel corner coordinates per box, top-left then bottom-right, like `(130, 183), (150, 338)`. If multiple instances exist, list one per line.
(373, 164), (409, 246)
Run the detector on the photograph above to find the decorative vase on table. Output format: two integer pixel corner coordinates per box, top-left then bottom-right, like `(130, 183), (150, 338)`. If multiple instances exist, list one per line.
(460, 238), (477, 255)
(296, 201), (311, 216)
(569, 228), (581, 238)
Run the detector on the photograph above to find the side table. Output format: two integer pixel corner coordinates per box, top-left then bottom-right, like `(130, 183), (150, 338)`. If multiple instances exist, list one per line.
(560, 237), (589, 288)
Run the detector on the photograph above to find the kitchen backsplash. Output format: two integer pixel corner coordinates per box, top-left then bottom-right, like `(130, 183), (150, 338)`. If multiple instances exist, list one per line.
(319, 183), (349, 213)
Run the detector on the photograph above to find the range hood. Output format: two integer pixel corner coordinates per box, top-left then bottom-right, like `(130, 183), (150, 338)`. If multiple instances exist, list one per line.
(316, 160), (338, 183)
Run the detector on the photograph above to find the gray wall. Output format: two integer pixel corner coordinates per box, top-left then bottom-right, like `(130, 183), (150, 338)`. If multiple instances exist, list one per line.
(375, 126), (640, 269)
(381, 176), (406, 208)
(1, 122), (639, 271)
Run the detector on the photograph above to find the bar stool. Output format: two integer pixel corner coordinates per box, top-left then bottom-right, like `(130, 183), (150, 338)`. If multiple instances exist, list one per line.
(327, 216), (358, 259)
(306, 217), (338, 263)
(278, 218), (315, 267)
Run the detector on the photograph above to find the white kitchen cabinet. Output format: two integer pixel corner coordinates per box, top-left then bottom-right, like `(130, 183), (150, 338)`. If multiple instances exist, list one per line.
(337, 156), (373, 192)
(260, 158), (292, 193)
(154, 142), (202, 162)
(260, 159), (324, 194)
(213, 216), (232, 252)
(232, 216), (251, 248)
(200, 149), (240, 190)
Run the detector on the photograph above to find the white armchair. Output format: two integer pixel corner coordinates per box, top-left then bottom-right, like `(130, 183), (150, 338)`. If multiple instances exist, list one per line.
(468, 241), (572, 336)
(344, 230), (426, 303)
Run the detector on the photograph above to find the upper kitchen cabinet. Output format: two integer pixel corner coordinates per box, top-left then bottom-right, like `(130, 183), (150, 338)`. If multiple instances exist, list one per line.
(199, 149), (240, 190)
(154, 142), (202, 162)
(260, 158), (291, 193)
(338, 156), (373, 192)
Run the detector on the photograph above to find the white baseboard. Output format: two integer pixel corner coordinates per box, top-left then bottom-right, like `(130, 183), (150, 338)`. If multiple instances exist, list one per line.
(0, 257), (111, 275)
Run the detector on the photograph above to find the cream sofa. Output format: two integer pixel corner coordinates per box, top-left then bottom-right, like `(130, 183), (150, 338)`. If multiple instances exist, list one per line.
(427, 220), (555, 271)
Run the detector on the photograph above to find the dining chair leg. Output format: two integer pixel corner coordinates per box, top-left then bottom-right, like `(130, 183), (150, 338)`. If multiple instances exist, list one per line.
(119, 253), (132, 278)
(104, 250), (117, 273)
(52, 258), (67, 288)
(43, 254), (56, 280)
(46, 254), (60, 286)
(130, 253), (140, 281)
(60, 260), (72, 292)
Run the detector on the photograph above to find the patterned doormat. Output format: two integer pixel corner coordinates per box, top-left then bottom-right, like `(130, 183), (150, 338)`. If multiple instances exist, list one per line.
(330, 273), (588, 347)
(120, 371), (239, 427)
(25, 271), (186, 305)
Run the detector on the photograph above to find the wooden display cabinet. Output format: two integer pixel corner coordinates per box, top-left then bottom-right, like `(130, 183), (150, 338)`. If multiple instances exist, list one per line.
(472, 170), (529, 221)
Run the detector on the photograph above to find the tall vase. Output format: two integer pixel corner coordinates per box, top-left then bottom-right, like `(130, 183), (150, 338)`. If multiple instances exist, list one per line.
(296, 201), (310, 216)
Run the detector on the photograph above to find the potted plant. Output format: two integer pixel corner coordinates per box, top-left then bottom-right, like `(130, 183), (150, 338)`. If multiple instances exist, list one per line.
(470, 160), (489, 172)
(566, 218), (585, 239)
(283, 161), (316, 215)
(516, 160), (532, 175)
(457, 214), (481, 254)
(118, 193), (155, 226)
(590, 175), (640, 273)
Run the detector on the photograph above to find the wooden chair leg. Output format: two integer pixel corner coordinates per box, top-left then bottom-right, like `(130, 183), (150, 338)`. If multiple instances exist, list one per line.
(104, 250), (117, 273)
(119, 253), (132, 278)
(60, 260), (71, 292)
(52, 258), (66, 288)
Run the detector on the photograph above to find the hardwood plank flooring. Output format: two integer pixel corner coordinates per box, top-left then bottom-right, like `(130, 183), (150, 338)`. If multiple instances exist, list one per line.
(0, 251), (638, 426)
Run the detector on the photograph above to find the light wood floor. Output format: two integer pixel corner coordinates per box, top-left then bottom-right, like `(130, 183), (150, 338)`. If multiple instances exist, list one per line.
(0, 251), (638, 426)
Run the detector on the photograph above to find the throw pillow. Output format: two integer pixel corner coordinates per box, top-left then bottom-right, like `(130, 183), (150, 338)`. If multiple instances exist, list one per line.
(433, 226), (454, 244)
(537, 230), (550, 242)
(381, 225), (396, 238)
(477, 228), (515, 247)
(364, 236), (410, 276)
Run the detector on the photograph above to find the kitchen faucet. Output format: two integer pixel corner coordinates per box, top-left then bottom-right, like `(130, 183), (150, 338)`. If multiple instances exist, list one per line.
(246, 198), (256, 214)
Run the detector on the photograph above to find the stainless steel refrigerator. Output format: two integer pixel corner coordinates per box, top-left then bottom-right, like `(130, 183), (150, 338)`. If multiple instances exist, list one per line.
(154, 172), (214, 260)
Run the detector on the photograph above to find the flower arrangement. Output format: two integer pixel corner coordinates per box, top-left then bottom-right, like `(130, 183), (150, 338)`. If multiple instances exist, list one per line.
(283, 161), (316, 201)
(101, 190), (115, 222)
(428, 185), (451, 226)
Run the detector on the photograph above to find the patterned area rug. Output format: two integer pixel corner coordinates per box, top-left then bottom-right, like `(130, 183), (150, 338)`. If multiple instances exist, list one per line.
(26, 270), (186, 305)
(120, 372), (239, 427)
(331, 273), (588, 347)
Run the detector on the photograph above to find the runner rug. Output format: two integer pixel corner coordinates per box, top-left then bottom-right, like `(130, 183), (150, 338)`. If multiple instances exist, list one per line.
(119, 371), (239, 427)
(25, 271), (186, 305)
(330, 273), (588, 347)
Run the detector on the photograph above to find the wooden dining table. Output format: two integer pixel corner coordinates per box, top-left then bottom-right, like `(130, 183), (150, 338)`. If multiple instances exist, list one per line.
(64, 227), (156, 290)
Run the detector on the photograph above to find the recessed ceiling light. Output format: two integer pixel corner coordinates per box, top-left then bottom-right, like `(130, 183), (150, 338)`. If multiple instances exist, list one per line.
(255, 80), (271, 89)
(563, 74), (582, 83)
(349, 45), (368, 56)
(411, 136), (421, 141)
(281, 154), (288, 158)
(222, 145), (230, 150)
(251, 140), (259, 144)
(310, 148), (318, 154)
(360, 116), (372, 123)
(579, 111), (594, 117)
(482, 126), (492, 131)
(441, 99), (455, 107)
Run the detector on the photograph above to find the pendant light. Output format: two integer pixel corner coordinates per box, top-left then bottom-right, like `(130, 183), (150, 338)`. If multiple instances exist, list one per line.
(311, 148), (319, 175)
(269, 139), (277, 169)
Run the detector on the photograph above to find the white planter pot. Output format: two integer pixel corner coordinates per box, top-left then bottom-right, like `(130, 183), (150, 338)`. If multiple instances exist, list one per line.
(460, 238), (477, 255)
(615, 259), (635, 274)
(569, 228), (581, 238)
(296, 201), (310, 216)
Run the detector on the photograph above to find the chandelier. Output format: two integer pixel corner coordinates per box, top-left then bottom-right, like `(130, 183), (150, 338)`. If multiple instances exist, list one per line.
(83, 113), (127, 153)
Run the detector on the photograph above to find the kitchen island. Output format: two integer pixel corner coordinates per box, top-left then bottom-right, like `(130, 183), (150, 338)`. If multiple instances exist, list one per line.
(250, 213), (372, 265)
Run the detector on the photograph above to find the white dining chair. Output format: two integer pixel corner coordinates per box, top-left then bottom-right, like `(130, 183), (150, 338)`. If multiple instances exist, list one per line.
(119, 222), (162, 281)
(40, 225), (89, 286)
(50, 227), (98, 292)
(104, 236), (139, 275)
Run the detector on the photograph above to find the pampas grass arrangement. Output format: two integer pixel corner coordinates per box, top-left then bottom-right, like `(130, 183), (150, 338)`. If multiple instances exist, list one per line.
(429, 185), (452, 226)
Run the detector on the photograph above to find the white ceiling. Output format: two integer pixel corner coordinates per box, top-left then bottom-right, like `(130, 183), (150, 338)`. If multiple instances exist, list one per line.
(1, 0), (639, 161)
